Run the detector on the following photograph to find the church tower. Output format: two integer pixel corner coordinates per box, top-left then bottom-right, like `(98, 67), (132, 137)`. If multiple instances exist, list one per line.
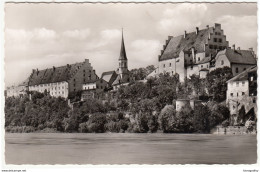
(118, 29), (128, 78)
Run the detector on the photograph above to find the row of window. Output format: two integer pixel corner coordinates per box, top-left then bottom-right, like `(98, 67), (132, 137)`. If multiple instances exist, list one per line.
(35, 82), (66, 88)
(230, 81), (245, 87)
(215, 32), (221, 35)
(230, 92), (245, 97)
(213, 38), (222, 43)
(162, 60), (179, 68)
(209, 45), (225, 50)
(50, 91), (65, 96)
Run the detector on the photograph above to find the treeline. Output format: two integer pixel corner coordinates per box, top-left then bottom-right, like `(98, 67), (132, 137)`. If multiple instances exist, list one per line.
(5, 67), (232, 133)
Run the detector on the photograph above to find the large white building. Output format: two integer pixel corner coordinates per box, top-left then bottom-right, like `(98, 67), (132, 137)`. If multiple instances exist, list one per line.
(148, 23), (229, 82)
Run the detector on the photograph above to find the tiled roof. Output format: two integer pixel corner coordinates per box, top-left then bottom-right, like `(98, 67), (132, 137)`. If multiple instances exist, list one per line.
(159, 27), (214, 61)
(227, 66), (257, 82)
(218, 49), (257, 65)
(28, 62), (85, 86)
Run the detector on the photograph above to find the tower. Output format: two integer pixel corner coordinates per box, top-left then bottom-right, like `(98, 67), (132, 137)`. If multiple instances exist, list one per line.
(118, 29), (128, 78)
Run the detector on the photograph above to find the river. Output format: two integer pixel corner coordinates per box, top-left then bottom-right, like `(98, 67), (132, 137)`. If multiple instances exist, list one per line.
(5, 133), (256, 164)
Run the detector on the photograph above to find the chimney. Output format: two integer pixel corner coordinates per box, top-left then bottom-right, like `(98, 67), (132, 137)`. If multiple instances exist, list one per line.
(237, 47), (240, 50)
(232, 44), (235, 50)
(184, 30), (187, 38)
(206, 25), (209, 29)
(196, 27), (199, 35)
(36, 68), (39, 75)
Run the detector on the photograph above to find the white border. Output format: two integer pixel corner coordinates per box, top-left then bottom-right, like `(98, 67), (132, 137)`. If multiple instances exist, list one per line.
(0, 1), (259, 172)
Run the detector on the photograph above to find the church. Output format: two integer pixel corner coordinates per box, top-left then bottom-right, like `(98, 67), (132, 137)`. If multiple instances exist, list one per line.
(100, 30), (132, 90)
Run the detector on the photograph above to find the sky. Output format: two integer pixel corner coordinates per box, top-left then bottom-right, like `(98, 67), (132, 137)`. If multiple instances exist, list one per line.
(4, 2), (257, 87)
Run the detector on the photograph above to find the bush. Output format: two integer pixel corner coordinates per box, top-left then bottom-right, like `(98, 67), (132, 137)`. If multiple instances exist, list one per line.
(86, 113), (107, 133)
(158, 105), (176, 133)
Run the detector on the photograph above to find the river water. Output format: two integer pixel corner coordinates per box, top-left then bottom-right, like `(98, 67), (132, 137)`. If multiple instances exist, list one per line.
(5, 133), (256, 164)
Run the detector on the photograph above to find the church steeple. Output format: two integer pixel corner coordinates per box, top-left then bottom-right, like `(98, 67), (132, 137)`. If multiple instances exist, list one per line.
(119, 28), (127, 60)
(118, 28), (128, 77)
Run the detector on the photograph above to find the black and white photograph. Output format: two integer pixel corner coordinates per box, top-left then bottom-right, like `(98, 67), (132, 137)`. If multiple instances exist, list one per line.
(1, 1), (258, 169)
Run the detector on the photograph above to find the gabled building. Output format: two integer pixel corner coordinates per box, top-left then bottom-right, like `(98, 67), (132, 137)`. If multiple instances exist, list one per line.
(150, 23), (229, 82)
(213, 47), (257, 76)
(28, 59), (98, 98)
(226, 66), (257, 125)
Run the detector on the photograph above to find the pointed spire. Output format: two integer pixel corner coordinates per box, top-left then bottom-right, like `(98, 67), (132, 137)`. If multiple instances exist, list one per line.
(119, 28), (127, 60)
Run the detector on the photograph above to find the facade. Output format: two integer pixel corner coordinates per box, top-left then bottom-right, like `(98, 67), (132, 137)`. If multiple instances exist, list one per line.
(150, 23), (229, 82)
(28, 59), (98, 98)
(226, 66), (257, 125)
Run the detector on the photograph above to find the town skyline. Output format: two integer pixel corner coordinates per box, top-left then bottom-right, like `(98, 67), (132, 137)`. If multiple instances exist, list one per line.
(4, 3), (257, 87)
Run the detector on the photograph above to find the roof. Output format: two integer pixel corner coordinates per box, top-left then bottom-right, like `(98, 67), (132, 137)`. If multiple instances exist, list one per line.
(101, 71), (118, 85)
(119, 30), (127, 60)
(28, 62), (85, 86)
(159, 27), (214, 61)
(196, 56), (212, 65)
(227, 66), (257, 83)
(217, 49), (257, 65)
(112, 72), (131, 86)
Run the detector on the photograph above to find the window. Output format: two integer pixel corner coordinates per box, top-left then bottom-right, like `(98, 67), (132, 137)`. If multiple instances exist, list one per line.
(101, 86), (103, 89)
(242, 92), (245, 95)
(242, 81), (245, 86)
(83, 70), (85, 73)
(233, 106), (235, 110)
(191, 66), (193, 70)
(221, 60), (224, 65)
(219, 38), (222, 43)
(74, 84), (76, 87)
(209, 45), (213, 49)
(214, 38), (217, 42)
(207, 65), (209, 68)
(230, 93), (233, 97)
(219, 46), (222, 50)
(236, 67), (239, 73)
(253, 98), (256, 103)
(74, 79), (76, 82)
(201, 65), (203, 68)
(163, 64), (165, 68)
(169, 63), (171, 67)
(236, 82), (239, 87)
(198, 57), (200, 61)
(214, 45), (218, 49)
(237, 92), (238, 96)
(244, 68), (246, 71)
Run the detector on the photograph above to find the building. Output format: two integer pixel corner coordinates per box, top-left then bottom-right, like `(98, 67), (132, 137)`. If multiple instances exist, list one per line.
(149, 23), (229, 82)
(213, 46), (257, 76)
(226, 66), (257, 125)
(101, 30), (131, 90)
(28, 59), (98, 98)
(81, 78), (109, 100)
(6, 78), (29, 97)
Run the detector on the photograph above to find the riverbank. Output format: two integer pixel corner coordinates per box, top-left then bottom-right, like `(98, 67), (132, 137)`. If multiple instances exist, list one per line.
(211, 126), (257, 135)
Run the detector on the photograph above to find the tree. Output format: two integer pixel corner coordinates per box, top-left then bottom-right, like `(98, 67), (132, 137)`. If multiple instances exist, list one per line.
(193, 103), (210, 133)
(158, 105), (176, 133)
(206, 67), (233, 102)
